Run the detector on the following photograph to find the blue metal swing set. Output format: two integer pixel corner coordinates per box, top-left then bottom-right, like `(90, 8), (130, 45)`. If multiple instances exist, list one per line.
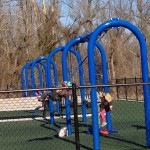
(21, 18), (150, 150)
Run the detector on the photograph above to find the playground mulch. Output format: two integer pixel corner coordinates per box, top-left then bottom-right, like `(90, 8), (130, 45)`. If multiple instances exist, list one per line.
(0, 100), (148, 150)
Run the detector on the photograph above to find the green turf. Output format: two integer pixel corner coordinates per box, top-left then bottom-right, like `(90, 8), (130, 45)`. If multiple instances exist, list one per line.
(0, 100), (148, 150)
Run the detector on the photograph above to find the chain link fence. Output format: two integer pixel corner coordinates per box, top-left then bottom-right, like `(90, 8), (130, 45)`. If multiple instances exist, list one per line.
(0, 84), (147, 150)
(81, 84), (146, 150)
(114, 77), (143, 101)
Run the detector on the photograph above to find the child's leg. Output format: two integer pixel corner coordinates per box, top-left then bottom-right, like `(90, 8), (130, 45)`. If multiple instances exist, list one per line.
(33, 106), (43, 113)
(100, 109), (106, 123)
(43, 102), (47, 118)
(98, 103), (101, 127)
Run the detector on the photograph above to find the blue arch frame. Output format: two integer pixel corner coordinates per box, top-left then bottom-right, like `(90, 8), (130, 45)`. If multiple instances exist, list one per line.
(47, 46), (85, 136)
(31, 56), (47, 93)
(37, 61), (47, 89)
(30, 56), (58, 94)
(21, 61), (43, 96)
(30, 56), (60, 111)
(88, 18), (150, 150)
(47, 46), (64, 125)
(62, 38), (88, 125)
(31, 56), (60, 111)
(21, 57), (58, 96)
(62, 34), (111, 136)
(64, 48), (85, 135)
(61, 34), (92, 129)
(47, 46), (64, 88)
(21, 61), (46, 90)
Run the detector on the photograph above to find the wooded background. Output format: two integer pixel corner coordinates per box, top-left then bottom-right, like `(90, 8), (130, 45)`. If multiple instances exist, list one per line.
(0, 0), (150, 90)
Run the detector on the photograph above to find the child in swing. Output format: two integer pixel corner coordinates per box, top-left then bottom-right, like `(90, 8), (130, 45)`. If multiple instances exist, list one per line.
(99, 91), (113, 127)
(34, 81), (72, 113)
(37, 81), (72, 102)
(34, 81), (72, 135)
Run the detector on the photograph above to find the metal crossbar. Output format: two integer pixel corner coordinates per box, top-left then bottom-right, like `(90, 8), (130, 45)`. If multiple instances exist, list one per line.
(0, 82), (149, 93)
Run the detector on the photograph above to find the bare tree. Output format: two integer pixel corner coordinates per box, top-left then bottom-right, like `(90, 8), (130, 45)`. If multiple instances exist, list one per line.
(0, 0), (149, 90)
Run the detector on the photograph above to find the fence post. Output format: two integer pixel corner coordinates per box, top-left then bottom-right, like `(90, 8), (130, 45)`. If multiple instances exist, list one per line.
(125, 78), (127, 100)
(72, 83), (80, 150)
(116, 79), (119, 100)
(135, 77), (138, 101)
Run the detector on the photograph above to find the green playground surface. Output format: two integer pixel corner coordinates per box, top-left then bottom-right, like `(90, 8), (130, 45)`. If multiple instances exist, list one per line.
(0, 100), (148, 150)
